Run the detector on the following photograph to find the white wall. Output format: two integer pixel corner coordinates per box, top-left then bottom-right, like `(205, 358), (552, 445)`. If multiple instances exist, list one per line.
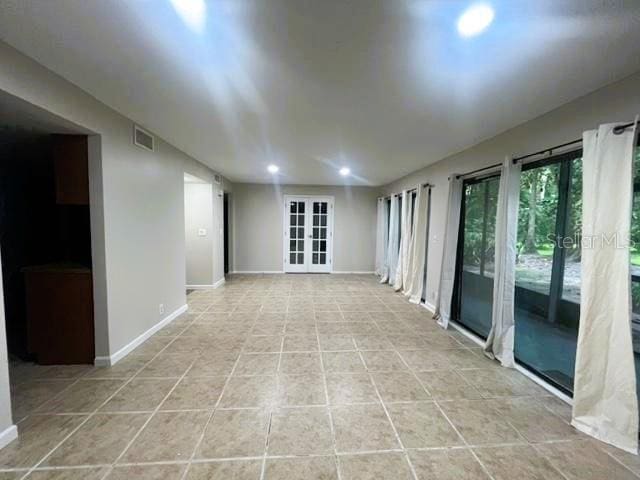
(0, 38), (230, 437)
(382, 71), (640, 307)
(232, 184), (380, 273)
(0, 263), (16, 448)
(184, 182), (214, 286)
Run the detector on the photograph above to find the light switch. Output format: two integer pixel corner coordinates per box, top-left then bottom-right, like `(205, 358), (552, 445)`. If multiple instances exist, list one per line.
(198, 228), (207, 237)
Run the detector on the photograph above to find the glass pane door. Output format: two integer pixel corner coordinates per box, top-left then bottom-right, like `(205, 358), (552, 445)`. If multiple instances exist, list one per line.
(284, 198), (307, 273)
(309, 199), (333, 273)
(453, 174), (500, 339)
(285, 196), (333, 273)
(514, 150), (582, 394)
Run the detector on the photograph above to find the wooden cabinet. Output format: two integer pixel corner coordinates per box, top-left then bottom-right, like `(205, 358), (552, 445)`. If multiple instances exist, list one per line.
(52, 135), (89, 205)
(23, 264), (94, 364)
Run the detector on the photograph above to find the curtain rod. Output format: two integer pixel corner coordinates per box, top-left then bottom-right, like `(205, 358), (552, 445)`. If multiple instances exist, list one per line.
(512, 120), (637, 163)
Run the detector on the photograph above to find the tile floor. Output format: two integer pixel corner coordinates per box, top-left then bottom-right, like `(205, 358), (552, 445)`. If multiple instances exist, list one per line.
(3, 274), (640, 479)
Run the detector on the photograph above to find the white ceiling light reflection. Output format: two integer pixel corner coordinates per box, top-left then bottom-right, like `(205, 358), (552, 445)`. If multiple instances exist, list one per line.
(267, 164), (279, 174)
(339, 167), (350, 176)
(457, 4), (494, 37)
(169, 0), (206, 33)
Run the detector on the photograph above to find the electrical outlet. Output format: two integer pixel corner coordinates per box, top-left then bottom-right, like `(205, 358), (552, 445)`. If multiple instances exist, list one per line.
(159, 303), (165, 315)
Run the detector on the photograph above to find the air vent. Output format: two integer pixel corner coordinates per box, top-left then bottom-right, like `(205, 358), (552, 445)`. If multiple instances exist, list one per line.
(133, 125), (154, 152)
(213, 174), (221, 185)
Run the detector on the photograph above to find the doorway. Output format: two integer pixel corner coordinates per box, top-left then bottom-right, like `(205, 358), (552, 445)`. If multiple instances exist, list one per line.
(0, 132), (94, 365)
(284, 195), (334, 273)
(183, 173), (214, 289)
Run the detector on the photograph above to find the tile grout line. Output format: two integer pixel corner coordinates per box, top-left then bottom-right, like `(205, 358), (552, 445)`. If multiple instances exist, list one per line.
(16, 319), (196, 480)
(353, 347), (420, 480)
(177, 329), (246, 480)
(317, 307), (343, 480)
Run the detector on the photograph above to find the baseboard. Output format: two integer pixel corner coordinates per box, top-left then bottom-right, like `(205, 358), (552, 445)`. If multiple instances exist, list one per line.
(94, 304), (188, 367)
(187, 277), (226, 290)
(231, 270), (284, 274)
(0, 425), (17, 450)
(332, 271), (375, 274)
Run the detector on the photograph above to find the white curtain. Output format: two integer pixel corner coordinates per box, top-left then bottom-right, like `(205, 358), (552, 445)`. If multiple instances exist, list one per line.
(405, 184), (430, 303)
(435, 176), (463, 328)
(375, 198), (389, 277)
(383, 195), (400, 284)
(395, 191), (413, 291)
(484, 157), (521, 367)
(572, 122), (639, 454)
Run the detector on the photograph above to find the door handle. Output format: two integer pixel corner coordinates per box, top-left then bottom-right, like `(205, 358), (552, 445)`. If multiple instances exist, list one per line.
(307, 234), (312, 238)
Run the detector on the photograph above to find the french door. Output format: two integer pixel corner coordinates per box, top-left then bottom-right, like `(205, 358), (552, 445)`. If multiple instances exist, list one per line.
(284, 196), (334, 273)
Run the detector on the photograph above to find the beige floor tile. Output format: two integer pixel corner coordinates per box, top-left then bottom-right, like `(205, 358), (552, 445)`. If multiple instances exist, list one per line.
(234, 354), (279, 375)
(25, 468), (108, 479)
(326, 373), (378, 405)
(353, 335), (394, 351)
(415, 370), (483, 400)
(331, 404), (399, 452)
(398, 350), (450, 371)
(186, 460), (262, 479)
(493, 397), (579, 442)
(132, 336), (173, 356)
(0, 415), (87, 468)
(361, 351), (408, 372)
(264, 456), (338, 480)
(137, 354), (195, 378)
(196, 408), (269, 458)
(160, 376), (226, 410)
(277, 374), (326, 406)
(438, 400), (525, 445)
(318, 334), (356, 351)
(322, 352), (366, 373)
(188, 353), (238, 376)
(338, 452), (413, 480)
(535, 440), (639, 480)
(408, 449), (489, 480)
(251, 323), (285, 335)
(268, 406), (333, 455)
(105, 464), (186, 480)
(84, 355), (152, 379)
(11, 380), (74, 419)
(457, 369), (547, 397)
(219, 375), (277, 407)
(371, 372), (430, 402)
(121, 410), (209, 462)
(387, 335), (430, 350)
(100, 378), (176, 412)
(243, 336), (283, 353)
(282, 335), (319, 351)
(33, 366), (92, 381)
(284, 323), (317, 335)
(43, 413), (148, 466)
(474, 445), (564, 480)
(36, 380), (124, 413)
(0, 472), (21, 480)
(279, 352), (322, 374)
(386, 401), (463, 448)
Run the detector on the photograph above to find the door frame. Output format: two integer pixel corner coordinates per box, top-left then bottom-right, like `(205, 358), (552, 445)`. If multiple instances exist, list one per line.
(283, 195), (335, 273)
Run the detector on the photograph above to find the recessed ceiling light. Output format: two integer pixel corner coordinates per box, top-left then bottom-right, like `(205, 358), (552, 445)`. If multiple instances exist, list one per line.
(457, 4), (494, 37)
(267, 164), (279, 174)
(339, 167), (351, 176)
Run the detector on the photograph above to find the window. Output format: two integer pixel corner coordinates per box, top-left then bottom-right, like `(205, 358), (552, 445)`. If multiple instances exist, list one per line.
(513, 150), (582, 394)
(452, 174), (500, 339)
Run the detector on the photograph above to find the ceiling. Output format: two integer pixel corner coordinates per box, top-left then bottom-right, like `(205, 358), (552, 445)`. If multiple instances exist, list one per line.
(1, 0), (639, 186)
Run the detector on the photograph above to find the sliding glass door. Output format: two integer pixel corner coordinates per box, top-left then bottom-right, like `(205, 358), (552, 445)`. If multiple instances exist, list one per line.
(513, 150), (582, 393)
(452, 174), (500, 339)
